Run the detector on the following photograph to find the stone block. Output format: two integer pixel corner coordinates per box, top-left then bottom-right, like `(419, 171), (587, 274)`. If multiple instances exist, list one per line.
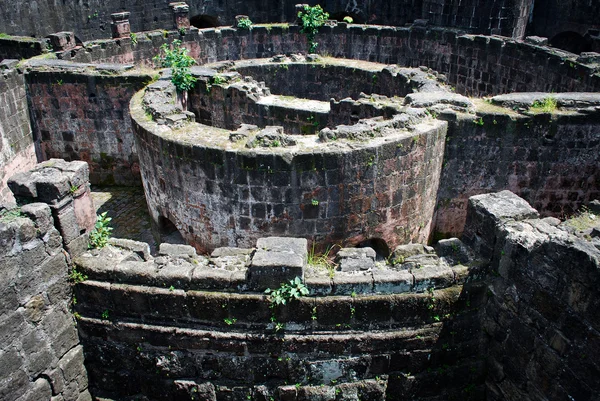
(373, 269), (413, 294)
(159, 243), (197, 258)
(108, 238), (151, 261)
(247, 237), (307, 291)
(19, 377), (52, 401)
(412, 263), (455, 292)
(191, 267), (232, 290)
(47, 32), (77, 51)
(391, 243), (435, 264)
(20, 203), (53, 234)
(463, 191), (539, 260)
(110, 12), (131, 39)
(332, 271), (373, 295)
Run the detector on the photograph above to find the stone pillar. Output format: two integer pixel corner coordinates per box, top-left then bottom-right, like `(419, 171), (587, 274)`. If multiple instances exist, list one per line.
(46, 31), (76, 51)
(8, 159), (96, 257)
(169, 2), (190, 30)
(111, 12), (131, 39)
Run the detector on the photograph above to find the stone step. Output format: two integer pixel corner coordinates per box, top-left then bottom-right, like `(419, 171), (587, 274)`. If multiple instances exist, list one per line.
(74, 280), (463, 331)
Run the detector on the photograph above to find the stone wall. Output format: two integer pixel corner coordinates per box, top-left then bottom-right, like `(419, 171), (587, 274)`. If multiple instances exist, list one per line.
(0, 63), (37, 205)
(0, 160), (94, 401)
(529, 0), (600, 39)
(25, 62), (154, 186)
(0, 0), (541, 41)
(60, 25), (600, 97)
(434, 95), (600, 238)
(462, 190), (600, 401)
(72, 236), (488, 400)
(0, 36), (47, 61)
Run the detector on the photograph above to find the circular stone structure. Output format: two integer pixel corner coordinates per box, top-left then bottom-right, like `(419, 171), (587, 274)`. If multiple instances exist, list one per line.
(131, 56), (473, 253)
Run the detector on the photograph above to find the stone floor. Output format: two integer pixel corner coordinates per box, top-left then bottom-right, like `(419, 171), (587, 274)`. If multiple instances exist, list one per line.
(91, 186), (158, 253)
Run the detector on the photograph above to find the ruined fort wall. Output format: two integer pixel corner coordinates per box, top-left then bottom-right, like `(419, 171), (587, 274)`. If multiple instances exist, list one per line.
(0, 66), (37, 205)
(25, 68), (153, 186)
(462, 191), (600, 400)
(434, 109), (600, 238)
(61, 26), (600, 97)
(0, 159), (96, 401)
(0, 0), (535, 41)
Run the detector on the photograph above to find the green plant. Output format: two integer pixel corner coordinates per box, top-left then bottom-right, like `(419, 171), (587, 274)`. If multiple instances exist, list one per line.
(265, 277), (309, 306)
(88, 212), (113, 249)
(224, 317), (237, 325)
(311, 306), (317, 320)
(343, 16), (353, 24)
(69, 185), (78, 193)
(153, 40), (197, 92)
(311, 199), (319, 206)
(101, 309), (110, 320)
(169, 285), (175, 291)
(130, 32), (138, 45)
(473, 117), (484, 126)
(237, 17), (253, 30)
(307, 243), (338, 278)
(178, 27), (186, 36)
(298, 5), (329, 53)
(530, 96), (557, 113)
(69, 266), (88, 283)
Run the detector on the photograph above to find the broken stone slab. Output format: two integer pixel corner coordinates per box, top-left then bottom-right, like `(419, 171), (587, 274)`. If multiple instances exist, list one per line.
(577, 52), (600, 65)
(404, 92), (473, 109)
(524, 36), (548, 46)
(159, 243), (197, 258)
(434, 238), (470, 265)
(391, 243), (435, 264)
(401, 254), (440, 270)
(491, 92), (600, 109)
(211, 247), (254, 257)
(108, 238), (151, 261)
(245, 126), (297, 148)
(247, 237), (307, 291)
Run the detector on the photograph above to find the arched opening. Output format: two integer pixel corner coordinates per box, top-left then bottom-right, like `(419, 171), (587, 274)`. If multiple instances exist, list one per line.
(328, 11), (365, 24)
(190, 14), (220, 29)
(357, 237), (390, 260)
(550, 31), (591, 54)
(157, 215), (185, 244)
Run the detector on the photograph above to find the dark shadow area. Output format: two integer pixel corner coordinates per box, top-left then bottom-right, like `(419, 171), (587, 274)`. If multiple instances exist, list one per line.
(357, 237), (390, 260)
(328, 11), (365, 24)
(550, 31), (592, 54)
(190, 14), (220, 29)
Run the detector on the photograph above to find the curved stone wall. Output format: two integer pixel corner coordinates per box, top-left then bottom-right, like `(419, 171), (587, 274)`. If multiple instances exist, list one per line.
(131, 58), (456, 252)
(61, 25), (600, 97)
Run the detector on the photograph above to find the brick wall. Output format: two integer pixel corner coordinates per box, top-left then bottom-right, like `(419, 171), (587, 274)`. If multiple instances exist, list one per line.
(25, 68), (153, 186)
(0, 66), (37, 205)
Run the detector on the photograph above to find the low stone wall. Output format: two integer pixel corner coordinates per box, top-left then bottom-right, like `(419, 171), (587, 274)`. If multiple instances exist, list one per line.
(0, 36), (47, 61)
(461, 190), (600, 400)
(0, 63), (37, 205)
(59, 25), (600, 97)
(0, 160), (94, 401)
(132, 58), (455, 252)
(24, 61), (154, 186)
(73, 235), (487, 400)
(434, 94), (600, 238)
